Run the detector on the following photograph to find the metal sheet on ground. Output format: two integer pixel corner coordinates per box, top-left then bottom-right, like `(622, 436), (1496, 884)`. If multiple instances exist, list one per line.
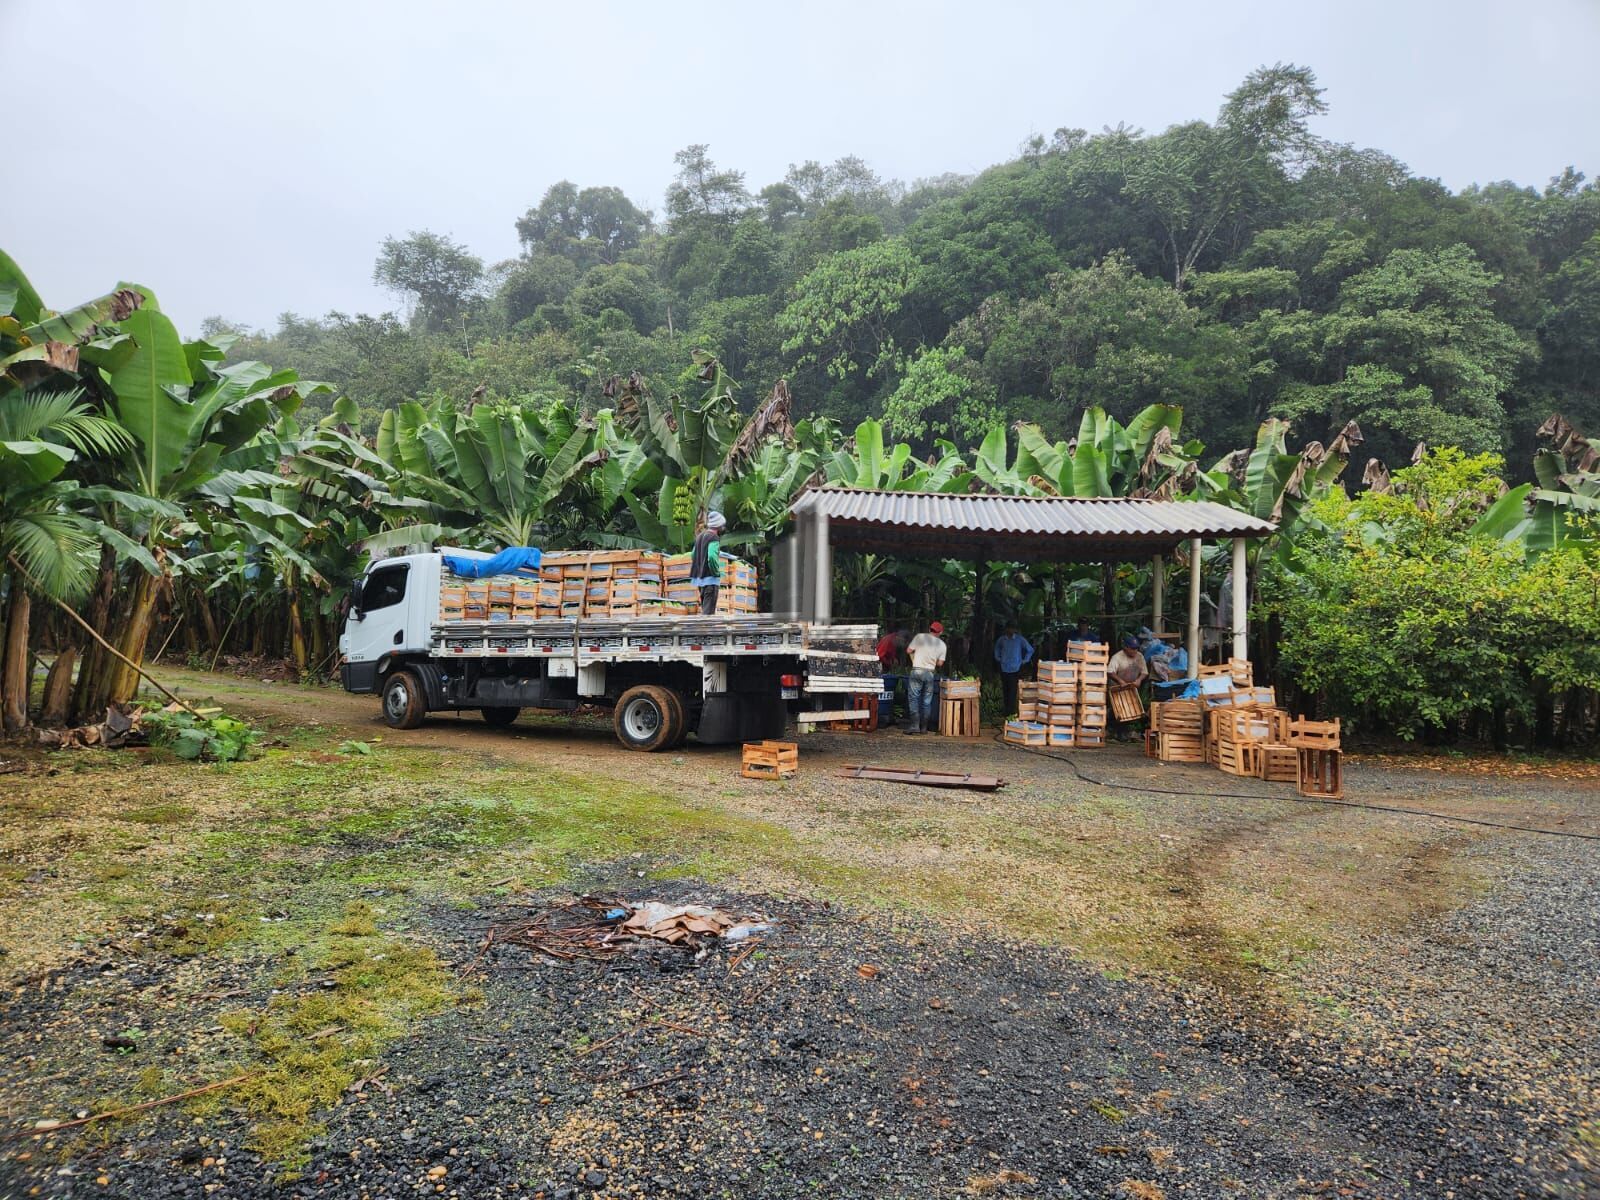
(837, 764), (1006, 791)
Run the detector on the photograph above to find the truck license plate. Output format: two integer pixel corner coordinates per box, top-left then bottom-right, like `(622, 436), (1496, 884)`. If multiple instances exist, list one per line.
(781, 687), (800, 700)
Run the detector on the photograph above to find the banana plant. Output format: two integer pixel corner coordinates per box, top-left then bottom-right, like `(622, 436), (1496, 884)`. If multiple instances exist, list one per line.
(376, 395), (594, 547)
(1011, 404), (1196, 498)
(824, 419), (970, 492)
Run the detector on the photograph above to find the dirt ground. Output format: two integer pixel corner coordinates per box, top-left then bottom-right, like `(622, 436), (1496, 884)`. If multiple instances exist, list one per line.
(1, 668), (1597, 1198)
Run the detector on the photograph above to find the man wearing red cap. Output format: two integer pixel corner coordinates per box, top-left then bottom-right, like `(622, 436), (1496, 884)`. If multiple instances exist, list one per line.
(903, 620), (947, 735)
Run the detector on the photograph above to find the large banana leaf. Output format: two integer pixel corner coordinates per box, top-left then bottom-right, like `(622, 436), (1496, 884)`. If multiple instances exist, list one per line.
(0, 249), (44, 325)
(1015, 424), (1068, 488)
(1071, 441), (1111, 497)
(0, 439), (73, 485)
(1470, 484), (1533, 542)
(106, 307), (194, 491)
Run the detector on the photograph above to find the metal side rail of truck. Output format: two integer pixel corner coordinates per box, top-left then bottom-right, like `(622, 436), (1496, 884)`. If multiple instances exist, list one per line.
(337, 549), (879, 751)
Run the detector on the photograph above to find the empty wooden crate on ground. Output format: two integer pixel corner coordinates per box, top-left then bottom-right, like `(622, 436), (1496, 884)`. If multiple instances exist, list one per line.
(741, 740), (798, 780)
(1290, 718), (1343, 798)
(939, 679), (981, 737)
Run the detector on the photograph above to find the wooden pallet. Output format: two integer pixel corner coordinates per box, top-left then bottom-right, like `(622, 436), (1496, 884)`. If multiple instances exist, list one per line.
(939, 695), (980, 737)
(795, 709), (873, 725)
(742, 740), (798, 780)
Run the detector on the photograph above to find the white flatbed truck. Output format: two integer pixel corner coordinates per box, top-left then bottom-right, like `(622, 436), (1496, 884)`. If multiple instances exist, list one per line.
(337, 549), (878, 750)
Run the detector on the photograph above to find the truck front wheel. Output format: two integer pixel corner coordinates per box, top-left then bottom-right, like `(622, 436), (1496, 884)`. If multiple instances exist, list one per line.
(613, 685), (679, 752)
(381, 670), (427, 730)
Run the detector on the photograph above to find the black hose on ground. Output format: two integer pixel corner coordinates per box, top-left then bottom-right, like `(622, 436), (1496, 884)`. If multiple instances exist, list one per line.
(992, 733), (1600, 843)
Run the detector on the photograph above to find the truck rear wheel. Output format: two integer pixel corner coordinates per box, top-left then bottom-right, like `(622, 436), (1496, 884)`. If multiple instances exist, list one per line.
(613, 685), (679, 752)
(481, 707), (520, 728)
(381, 670), (427, 730)
(661, 688), (689, 748)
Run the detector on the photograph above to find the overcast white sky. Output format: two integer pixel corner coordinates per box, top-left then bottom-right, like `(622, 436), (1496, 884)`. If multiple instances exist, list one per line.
(4, 0), (1596, 334)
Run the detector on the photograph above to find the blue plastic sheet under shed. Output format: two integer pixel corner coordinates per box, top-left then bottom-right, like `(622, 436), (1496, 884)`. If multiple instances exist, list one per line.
(441, 547), (543, 578)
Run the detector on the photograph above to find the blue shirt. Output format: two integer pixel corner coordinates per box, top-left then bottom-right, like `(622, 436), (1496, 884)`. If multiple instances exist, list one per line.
(993, 633), (1034, 674)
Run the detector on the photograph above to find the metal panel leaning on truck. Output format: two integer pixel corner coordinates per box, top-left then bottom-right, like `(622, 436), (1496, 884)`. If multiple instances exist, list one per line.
(338, 547), (877, 751)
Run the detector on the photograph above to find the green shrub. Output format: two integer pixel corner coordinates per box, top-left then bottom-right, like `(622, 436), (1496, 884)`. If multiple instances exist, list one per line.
(142, 709), (259, 762)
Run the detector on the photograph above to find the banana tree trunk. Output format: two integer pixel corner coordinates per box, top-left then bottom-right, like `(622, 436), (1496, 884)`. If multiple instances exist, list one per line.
(70, 545), (119, 725)
(1, 575), (31, 733)
(288, 586), (308, 676)
(101, 570), (162, 706)
(197, 591), (220, 651)
(39, 646), (76, 727)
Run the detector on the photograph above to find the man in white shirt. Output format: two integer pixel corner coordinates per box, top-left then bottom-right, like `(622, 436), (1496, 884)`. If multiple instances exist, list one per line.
(903, 620), (947, 735)
(1108, 634), (1148, 741)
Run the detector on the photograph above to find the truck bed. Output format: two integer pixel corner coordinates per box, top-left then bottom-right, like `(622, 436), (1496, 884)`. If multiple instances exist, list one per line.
(430, 615), (879, 692)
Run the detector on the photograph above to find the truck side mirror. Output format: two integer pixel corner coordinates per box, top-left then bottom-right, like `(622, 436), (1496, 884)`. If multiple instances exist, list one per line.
(347, 580), (364, 621)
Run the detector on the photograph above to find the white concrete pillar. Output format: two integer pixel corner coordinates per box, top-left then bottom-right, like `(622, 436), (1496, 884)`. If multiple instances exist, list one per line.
(814, 509), (831, 625)
(1231, 537), (1248, 662)
(1151, 554), (1165, 635)
(1186, 538), (1202, 678)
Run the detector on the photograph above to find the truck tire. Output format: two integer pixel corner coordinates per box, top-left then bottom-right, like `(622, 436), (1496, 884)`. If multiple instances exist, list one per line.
(661, 687), (689, 748)
(613, 685), (678, 752)
(381, 670), (427, 729)
(481, 707), (520, 728)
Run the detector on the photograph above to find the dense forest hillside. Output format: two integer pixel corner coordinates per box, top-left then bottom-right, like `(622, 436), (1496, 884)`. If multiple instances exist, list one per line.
(210, 65), (1599, 479)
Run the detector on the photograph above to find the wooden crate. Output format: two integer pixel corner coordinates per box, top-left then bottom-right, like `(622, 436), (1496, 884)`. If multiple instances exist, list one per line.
(1018, 681), (1039, 703)
(1216, 737), (1260, 778)
(1075, 727), (1106, 749)
(939, 695), (980, 737)
(1003, 720), (1048, 746)
(1065, 642), (1110, 665)
(1109, 685), (1144, 722)
(1077, 665), (1109, 689)
(1039, 703), (1075, 729)
(1078, 704), (1108, 729)
(1155, 699), (1205, 735)
(1296, 747), (1343, 798)
(1157, 732), (1204, 762)
(1037, 661), (1079, 685)
(941, 678), (980, 699)
(1259, 743), (1298, 783)
(1228, 657), (1253, 687)
(742, 740), (798, 780)
(1289, 717), (1342, 751)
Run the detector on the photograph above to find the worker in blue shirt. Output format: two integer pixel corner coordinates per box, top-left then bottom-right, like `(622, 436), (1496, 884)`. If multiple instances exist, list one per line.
(993, 622), (1035, 716)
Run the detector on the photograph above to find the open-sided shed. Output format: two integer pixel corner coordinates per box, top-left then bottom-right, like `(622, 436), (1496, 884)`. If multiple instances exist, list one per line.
(777, 487), (1277, 673)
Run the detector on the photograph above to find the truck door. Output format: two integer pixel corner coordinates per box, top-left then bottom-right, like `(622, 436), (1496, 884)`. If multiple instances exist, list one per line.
(341, 562), (412, 693)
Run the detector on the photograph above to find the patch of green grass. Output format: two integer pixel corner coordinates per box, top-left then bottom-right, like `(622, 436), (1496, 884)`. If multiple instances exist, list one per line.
(1090, 1098), (1128, 1122)
(119, 804), (196, 825)
(210, 928), (453, 1173)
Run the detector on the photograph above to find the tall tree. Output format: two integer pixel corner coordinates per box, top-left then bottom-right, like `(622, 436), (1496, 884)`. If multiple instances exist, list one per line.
(373, 230), (484, 335)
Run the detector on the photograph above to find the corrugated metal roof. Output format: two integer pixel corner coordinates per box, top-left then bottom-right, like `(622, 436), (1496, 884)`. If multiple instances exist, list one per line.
(789, 487), (1274, 542)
